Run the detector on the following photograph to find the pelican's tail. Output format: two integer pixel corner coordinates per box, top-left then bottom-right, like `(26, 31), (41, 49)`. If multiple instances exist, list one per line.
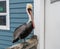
(12, 38), (19, 43)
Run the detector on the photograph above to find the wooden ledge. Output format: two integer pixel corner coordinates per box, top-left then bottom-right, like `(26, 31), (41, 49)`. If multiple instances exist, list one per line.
(6, 35), (38, 49)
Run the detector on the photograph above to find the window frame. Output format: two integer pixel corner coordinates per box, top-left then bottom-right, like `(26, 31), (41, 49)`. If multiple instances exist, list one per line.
(0, 0), (10, 30)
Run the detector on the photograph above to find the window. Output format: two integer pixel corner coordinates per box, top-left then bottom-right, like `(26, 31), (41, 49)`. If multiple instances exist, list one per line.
(0, 0), (10, 30)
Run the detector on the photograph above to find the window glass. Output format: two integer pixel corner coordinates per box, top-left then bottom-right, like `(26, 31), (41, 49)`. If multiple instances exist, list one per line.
(0, 16), (6, 25)
(0, 1), (6, 13)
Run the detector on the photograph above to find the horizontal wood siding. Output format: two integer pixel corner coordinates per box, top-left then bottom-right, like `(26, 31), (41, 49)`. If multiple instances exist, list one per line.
(0, 0), (34, 49)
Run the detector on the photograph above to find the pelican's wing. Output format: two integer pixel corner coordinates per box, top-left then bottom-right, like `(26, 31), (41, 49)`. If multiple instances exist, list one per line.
(26, 21), (33, 29)
(13, 23), (27, 42)
(26, 21), (34, 33)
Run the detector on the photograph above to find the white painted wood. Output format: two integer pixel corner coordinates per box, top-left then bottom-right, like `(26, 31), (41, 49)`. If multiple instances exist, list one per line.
(34, 0), (44, 49)
(0, 13), (7, 15)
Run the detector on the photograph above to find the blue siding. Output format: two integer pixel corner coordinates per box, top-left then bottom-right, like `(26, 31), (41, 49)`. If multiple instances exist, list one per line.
(0, 0), (34, 49)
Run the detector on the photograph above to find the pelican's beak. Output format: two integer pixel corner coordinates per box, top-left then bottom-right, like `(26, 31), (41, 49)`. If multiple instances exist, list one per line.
(26, 4), (32, 15)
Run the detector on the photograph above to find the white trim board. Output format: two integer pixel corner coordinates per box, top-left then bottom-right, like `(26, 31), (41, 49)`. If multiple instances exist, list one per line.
(34, 0), (44, 49)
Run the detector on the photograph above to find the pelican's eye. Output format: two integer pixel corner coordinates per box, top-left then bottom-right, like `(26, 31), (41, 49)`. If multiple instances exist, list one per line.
(28, 8), (32, 11)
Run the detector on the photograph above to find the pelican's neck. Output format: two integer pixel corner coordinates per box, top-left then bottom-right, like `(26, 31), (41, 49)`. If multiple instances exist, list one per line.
(27, 15), (32, 24)
(26, 13), (35, 28)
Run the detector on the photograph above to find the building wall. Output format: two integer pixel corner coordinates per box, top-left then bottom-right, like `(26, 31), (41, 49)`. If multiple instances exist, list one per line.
(45, 0), (60, 49)
(0, 0), (34, 49)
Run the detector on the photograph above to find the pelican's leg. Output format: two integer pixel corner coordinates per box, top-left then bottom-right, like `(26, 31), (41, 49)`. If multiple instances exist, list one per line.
(19, 37), (22, 43)
(24, 38), (26, 43)
(22, 39), (30, 49)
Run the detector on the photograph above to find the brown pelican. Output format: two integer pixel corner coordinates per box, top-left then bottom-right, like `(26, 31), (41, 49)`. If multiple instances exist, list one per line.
(12, 4), (34, 43)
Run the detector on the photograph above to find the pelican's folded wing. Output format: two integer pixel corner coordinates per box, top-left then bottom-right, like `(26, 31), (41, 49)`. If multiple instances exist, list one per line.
(13, 23), (27, 43)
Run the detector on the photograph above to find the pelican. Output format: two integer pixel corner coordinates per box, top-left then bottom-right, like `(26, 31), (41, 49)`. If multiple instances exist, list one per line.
(12, 4), (34, 43)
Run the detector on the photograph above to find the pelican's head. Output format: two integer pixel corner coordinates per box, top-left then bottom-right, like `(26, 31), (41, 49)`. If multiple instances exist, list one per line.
(26, 3), (33, 16)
